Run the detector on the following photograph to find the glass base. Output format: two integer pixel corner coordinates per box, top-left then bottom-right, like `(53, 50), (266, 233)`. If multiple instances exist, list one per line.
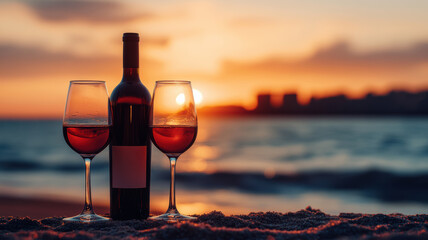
(149, 212), (196, 222)
(63, 213), (109, 223)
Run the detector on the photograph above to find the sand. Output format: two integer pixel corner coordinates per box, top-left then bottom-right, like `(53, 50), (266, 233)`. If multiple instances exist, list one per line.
(0, 195), (109, 219)
(1, 202), (428, 240)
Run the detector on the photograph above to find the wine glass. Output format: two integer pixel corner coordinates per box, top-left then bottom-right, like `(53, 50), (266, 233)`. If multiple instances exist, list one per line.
(63, 80), (111, 222)
(150, 80), (198, 221)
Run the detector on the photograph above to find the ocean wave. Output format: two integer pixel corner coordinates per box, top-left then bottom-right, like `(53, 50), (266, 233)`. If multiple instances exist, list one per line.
(160, 169), (428, 204)
(0, 159), (108, 172)
(3, 156), (428, 204)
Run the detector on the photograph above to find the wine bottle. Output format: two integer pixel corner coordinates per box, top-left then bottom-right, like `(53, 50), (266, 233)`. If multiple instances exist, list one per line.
(109, 32), (151, 220)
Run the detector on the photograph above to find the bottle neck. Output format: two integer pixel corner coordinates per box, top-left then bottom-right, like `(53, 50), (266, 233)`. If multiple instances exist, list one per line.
(122, 39), (140, 82)
(123, 40), (139, 68)
(122, 68), (140, 82)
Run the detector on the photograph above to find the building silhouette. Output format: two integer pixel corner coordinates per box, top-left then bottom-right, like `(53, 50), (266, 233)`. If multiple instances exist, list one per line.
(198, 90), (428, 116)
(255, 94), (273, 113)
(254, 91), (428, 115)
(281, 94), (299, 114)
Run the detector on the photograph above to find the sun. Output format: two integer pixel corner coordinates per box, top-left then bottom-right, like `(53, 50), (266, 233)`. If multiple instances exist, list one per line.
(193, 89), (203, 105)
(176, 93), (185, 105)
(176, 89), (203, 105)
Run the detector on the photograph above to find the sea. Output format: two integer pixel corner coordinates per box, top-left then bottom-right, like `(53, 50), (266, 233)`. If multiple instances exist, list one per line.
(2, 117), (428, 215)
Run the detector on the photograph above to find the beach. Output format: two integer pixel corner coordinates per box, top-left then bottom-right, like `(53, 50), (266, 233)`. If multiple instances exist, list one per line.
(1, 198), (427, 240)
(3, 118), (428, 215)
(2, 118), (428, 239)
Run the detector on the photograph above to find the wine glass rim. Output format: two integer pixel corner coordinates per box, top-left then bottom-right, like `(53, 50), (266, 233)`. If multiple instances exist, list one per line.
(70, 80), (105, 84)
(156, 80), (191, 84)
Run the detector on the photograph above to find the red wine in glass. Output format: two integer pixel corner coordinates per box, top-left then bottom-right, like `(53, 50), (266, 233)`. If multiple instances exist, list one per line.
(62, 80), (111, 223)
(63, 125), (111, 156)
(149, 80), (198, 221)
(151, 126), (197, 157)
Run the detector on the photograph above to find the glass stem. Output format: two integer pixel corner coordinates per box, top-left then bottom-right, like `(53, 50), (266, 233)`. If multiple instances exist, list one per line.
(166, 157), (179, 214)
(82, 157), (94, 214)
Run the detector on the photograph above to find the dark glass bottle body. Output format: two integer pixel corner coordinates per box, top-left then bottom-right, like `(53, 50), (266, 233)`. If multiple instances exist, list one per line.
(109, 34), (151, 220)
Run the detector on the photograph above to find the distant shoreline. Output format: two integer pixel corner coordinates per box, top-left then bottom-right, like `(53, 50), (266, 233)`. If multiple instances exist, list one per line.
(198, 90), (428, 116)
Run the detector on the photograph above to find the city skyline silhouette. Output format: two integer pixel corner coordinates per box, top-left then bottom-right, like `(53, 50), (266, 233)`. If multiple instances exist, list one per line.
(199, 90), (428, 116)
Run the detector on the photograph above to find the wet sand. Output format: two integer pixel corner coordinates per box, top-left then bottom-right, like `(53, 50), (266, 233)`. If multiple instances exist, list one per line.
(0, 195), (109, 219)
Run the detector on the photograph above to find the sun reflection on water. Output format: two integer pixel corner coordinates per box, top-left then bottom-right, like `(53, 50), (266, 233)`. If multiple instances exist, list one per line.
(181, 145), (219, 173)
(192, 145), (219, 160)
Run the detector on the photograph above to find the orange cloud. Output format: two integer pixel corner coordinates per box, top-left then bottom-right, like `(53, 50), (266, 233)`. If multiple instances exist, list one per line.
(195, 41), (428, 107)
(24, 0), (154, 24)
(0, 44), (164, 119)
(0, 44), (163, 79)
(222, 41), (428, 77)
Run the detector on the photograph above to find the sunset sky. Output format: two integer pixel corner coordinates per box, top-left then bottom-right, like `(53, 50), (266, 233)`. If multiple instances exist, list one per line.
(1, 0), (428, 118)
